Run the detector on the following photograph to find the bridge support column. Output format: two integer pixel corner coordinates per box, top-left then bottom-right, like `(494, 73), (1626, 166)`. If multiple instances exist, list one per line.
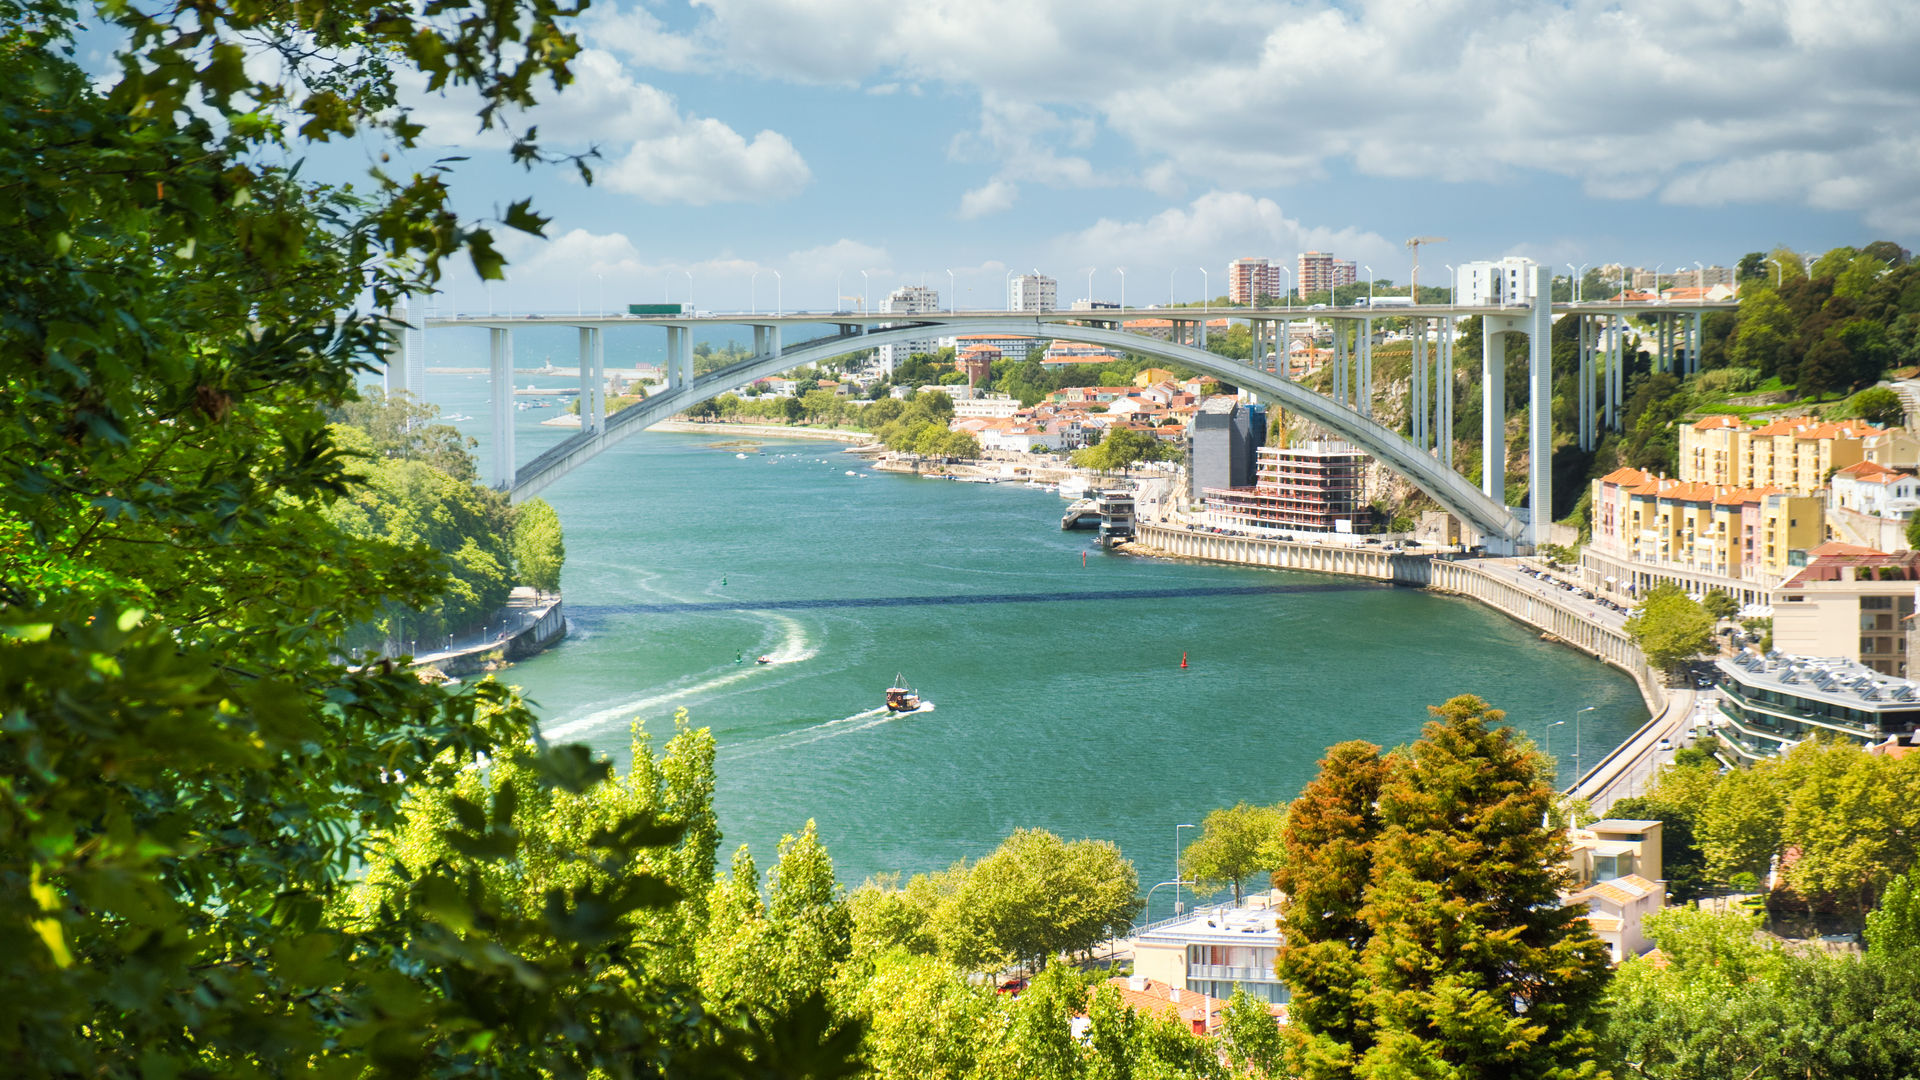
(1692, 311), (1702, 375)
(592, 327), (606, 428)
(1413, 317), (1426, 450)
(1527, 265), (1553, 546)
(577, 328), (595, 433)
(1482, 323), (1506, 501)
(1577, 316), (1591, 451)
(1333, 321), (1347, 408)
(1437, 316), (1450, 460)
(1359, 318), (1372, 418)
(489, 326), (514, 489)
(1608, 314), (1622, 432)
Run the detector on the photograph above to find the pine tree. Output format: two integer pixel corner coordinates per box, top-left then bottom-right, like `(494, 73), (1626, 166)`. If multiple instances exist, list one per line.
(1356, 695), (1611, 1079)
(1275, 740), (1389, 1080)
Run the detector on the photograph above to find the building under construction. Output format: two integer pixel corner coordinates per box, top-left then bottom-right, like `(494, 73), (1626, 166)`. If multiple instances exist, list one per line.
(1202, 440), (1372, 533)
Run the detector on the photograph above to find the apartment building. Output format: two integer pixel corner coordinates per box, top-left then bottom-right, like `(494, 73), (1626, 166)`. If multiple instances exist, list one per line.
(1228, 257), (1282, 303)
(1456, 257), (1539, 306)
(1203, 441), (1370, 534)
(1295, 251), (1357, 297)
(1773, 543), (1920, 677)
(1715, 650), (1920, 760)
(876, 285), (940, 376)
(1009, 273), (1057, 312)
(1677, 414), (1882, 490)
(1130, 894), (1288, 1005)
(1563, 820), (1665, 963)
(1584, 467), (1817, 605)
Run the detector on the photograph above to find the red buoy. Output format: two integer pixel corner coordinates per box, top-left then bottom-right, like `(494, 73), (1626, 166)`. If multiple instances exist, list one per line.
(1180, 651), (1188, 669)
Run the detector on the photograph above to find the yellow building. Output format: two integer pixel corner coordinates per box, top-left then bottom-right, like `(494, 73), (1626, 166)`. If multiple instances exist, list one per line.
(1758, 492), (1826, 579)
(1678, 414), (1882, 491)
(1133, 367), (1178, 388)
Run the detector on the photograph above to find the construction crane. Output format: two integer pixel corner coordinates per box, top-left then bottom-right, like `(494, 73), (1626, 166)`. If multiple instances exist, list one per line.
(1406, 236), (1447, 300)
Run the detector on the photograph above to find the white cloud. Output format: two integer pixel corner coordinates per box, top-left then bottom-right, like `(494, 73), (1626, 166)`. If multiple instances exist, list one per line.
(958, 179), (1019, 219)
(402, 47), (811, 206)
(603, 120), (811, 205)
(1049, 192), (1397, 291)
(628, 0), (1920, 238)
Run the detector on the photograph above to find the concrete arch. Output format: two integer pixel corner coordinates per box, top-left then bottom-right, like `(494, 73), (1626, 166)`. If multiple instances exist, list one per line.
(510, 317), (1522, 543)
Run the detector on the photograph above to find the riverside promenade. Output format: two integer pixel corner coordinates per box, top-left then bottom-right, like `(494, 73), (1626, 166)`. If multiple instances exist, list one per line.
(409, 586), (568, 676)
(1130, 523), (1685, 803)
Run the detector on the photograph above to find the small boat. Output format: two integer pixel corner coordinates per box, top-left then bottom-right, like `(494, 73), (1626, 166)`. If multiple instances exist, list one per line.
(756, 655), (772, 665)
(737, 452), (749, 459)
(884, 674), (922, 713)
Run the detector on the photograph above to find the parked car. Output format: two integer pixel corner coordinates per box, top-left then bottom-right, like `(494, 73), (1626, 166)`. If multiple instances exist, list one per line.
(1656, 738), (1673, 752)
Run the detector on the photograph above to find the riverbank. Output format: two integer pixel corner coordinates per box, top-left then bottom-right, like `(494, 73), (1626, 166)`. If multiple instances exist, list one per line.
(410, 587), (568, 677)
(651, 419), (877, 444)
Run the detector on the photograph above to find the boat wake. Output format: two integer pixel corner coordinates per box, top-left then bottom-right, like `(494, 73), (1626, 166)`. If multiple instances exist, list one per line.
(726, 701), (933, 760)
(538, 667), (763, 743)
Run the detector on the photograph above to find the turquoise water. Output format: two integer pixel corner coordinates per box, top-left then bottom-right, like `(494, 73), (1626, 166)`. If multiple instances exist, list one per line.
(411, 365), (1646, 921)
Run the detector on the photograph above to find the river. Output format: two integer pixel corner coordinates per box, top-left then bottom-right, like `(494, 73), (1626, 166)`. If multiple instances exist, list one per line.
(415, 363), (1646, 921)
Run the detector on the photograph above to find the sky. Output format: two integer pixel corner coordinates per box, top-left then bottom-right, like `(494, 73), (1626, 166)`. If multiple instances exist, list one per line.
(320, 0), (1919, 314)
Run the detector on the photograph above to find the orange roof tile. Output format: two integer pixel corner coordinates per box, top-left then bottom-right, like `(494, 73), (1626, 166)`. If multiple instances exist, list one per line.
(1807, 540), (1889, 558)
(1600, 466), (1656, 486)
(1692, 415), (1744, 431)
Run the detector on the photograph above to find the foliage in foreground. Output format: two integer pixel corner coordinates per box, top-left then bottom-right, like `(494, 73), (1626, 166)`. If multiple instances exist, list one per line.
(1624, 584), (1716, 670)
(1603, 873), (1920, 1079)
(1276, 696), (1613, 1080)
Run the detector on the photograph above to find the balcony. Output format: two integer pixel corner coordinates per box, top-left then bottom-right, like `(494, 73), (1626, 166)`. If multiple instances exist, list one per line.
(1188, 963), (1276, 983)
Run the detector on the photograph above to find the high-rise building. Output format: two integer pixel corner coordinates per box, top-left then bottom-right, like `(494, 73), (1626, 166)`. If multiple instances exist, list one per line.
(1296, 253), (1359, 297)
(877, 284), (940, 376)
(1457, 257), (1538, 306)
(1228, 258), (1283, 303)
(1010, 274), (1057, 312)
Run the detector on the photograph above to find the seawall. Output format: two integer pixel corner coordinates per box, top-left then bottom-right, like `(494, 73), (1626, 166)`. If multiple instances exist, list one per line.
(651, 419), (877, 443)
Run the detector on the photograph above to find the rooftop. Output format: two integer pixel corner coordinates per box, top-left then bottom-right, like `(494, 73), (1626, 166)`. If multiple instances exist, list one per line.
(1133, 902), (1283, 948)
(1719, 652), (1920, 710)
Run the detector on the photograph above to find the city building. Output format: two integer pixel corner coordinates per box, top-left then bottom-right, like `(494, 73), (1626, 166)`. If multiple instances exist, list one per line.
(1129, 894), (1288, 1005)
(1715, 651), (1920, 760)
(1456, 257), (1539, 306)
(1677, 415), (1882, 491)
(1070, 299), (1120, 311)
(1582, 467), (1811, 606)
(955, 344), (1000, 386)
(1010, 273), (1057, 312)
(1228, 257), (1283, 304)
(1773, 543), (1920, 676)
(949, 392), (1020, 420)
(1043, 340), (1121, 365)
(1295, 252), (1358, 297)
(1563, 819), (1666, 963)
(1203, 440), (1371, 534)
(1831, 459), (1920, 518)
(950, 332), (1042, 360)
(1187, 398), (1266, 501)
(876, 285), (940, 377)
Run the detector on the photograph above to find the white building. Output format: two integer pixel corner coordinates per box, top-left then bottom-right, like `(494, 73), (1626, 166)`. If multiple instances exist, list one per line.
(951, 393), (1021, 420)
(1010, 273), (1057, 312)
(1457, 257), (1539, 307)
(877, 285), (941, 377)
(1831, 460), (1920, 519)
(980, 422), (1063, 454)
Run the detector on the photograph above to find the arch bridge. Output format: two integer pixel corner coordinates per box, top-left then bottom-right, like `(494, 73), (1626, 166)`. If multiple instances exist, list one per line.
(403, 267), (1733, 553)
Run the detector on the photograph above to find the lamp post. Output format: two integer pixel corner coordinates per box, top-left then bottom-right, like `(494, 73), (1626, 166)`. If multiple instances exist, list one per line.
(1198, 267), (1209, 313)
(751, 269), (760, 315)
(685, 270), (694, 313)
(1568, 262), (1588, 303)
(1170, 267), (1177, 307)
(1693, 260), (1705, 292)
(1278, 265), (1292, 310)
(1087, 267), (1095, 307)
(1767, 258), (1782, 287)
(1545, 719), (1567, 772)
(1116, 267), (1126, 311)
(773, 269), (781, 316)
(836, 272), (843, 313)
(1574, 705), (1596, 782)
(1652, 263), (1664, 302)
(946, 268), (955, 313)
(1006, 267), (1018, 310)
(597, 273), (604, 317)
(1445, 264), (1456, 304)
(1174, 823), (1196, 916)
(860, 269), (869, 314)
(1364, 265), (1373, 307)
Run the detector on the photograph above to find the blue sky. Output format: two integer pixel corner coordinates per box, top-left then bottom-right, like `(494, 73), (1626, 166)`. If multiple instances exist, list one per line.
(335, 0), (1917, 314)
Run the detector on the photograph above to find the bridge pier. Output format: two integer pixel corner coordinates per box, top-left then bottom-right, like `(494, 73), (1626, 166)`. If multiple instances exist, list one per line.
(489, 326), (514, 489)
(1526, 265), (1552, 546)
(1482, 321), (1507, 502)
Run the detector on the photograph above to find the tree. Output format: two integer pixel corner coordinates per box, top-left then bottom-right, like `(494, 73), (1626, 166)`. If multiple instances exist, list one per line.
(1851, 385), (1906, 426)
(1274, 741), (1390, 1079)
(511, 496), (566, 596)
(1354, 696), (1612, 1078)
(1221, 985), (1286, 1079)
(0, 0), (857, 1071)
(1625, 583), (1716, 671)
(934, 829), (1140, 972)
(1182, 801), (1288, 904)
(1702, 588), (1739, 621)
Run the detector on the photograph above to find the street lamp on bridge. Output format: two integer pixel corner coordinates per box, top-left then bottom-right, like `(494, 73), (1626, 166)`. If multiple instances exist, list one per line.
(860, 269), (869, 315)
(772, 269), (781, 316)
(1199, 267), (1209, 313)
(1364, 265), (1373, 307)
(750, 269), (761, 315)
(1116, 267), (1125, 311)
(946, 268), (954, 313)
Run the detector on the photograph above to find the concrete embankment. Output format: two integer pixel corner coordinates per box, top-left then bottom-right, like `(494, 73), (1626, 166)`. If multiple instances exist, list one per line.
(1129, 524), (1673, 795)
(411, 588), (568, 677)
